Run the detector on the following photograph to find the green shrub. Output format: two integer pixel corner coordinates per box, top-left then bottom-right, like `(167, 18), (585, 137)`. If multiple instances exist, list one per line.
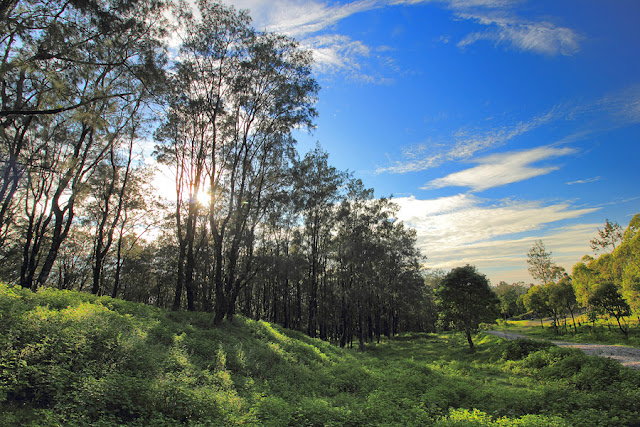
(501, 339), (553, 361)
(434, 408), (569, 427)
(571, 357), (622, 391)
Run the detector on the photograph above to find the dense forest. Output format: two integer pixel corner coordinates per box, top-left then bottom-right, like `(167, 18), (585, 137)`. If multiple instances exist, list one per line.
(0, 0), (434, 349)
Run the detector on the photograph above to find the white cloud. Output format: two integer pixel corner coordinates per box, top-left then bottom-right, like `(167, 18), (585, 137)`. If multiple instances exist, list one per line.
(456, 13), (580, 55)
(567, 177), (601, 186)
(449, 108), (558, 159)
(394, 194), (599, 283)
(377, 107), (561, 175)
(226, 0), (581, 82)
(227, 0), (378, 36)
(394, 0), (581, 56)
(423, 146), (575, 191)
(595, 84), (640, 125)
(303, 34), (374, 77)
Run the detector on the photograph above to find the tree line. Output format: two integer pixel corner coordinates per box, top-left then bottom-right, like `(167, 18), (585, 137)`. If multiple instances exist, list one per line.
(492, 215), (640, 337)
(0, 0), (434, 348)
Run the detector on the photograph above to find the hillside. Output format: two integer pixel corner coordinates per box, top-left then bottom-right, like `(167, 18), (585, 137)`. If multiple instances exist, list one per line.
(1, 284), (640, 426)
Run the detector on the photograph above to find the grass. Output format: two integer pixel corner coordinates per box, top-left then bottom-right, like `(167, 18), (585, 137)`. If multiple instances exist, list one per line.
(495, 316), (640, 347)
(1, 283), (639, 426)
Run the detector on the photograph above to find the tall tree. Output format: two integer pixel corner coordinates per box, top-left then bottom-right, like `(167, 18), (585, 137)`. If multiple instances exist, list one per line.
(155, 0), (318, 320)
(1, 0), (167, 289)
(292, 145), (345, 337)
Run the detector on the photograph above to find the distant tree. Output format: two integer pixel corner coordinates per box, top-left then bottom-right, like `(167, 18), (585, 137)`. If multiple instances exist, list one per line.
(526, 240), (564, 285)
(547, 277), (578, 334)
(435, 265), (498, 351)
(523, 284), (549, 329)
(614, 214), (640, 317)
(588, 281), (631, 337)
(494, 281), (527, 319)
(590, 219), (623, 254)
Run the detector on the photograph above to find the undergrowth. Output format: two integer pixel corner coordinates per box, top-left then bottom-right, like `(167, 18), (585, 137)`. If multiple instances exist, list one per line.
(1, 284), (639, 426)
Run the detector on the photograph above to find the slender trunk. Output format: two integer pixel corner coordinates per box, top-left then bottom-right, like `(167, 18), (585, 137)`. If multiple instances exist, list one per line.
(173, 242), (186, 311)
(212, 237), (226, 325)
(465, 329), (475, 352)
(358, 313), (364, 351)
(569, 306), (577, 335)
(111, 233), (124, 299)
(614, 315), (628, 338)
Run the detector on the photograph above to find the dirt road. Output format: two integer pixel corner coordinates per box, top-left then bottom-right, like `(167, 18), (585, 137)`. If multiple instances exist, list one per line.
(486, 330), (640, 370)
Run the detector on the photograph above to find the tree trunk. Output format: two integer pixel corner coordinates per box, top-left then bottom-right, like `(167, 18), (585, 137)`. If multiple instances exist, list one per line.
(465, 329), (475, 352)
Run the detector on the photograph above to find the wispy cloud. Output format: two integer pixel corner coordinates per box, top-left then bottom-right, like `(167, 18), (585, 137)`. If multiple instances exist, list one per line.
(595, 84), (640, 125)
(423, 146), (575, 191)
(456, 13), (581, 56)
(567, 177), (601, 186)
(226, 0), (385, 78)
(378, 83), (640, 176)
(377, 107), (560, 174)
(393, 0), (581, 55)
(226, 0), (581, 81)
(231, 0), (378, 36)
(394, 194), (599, 282)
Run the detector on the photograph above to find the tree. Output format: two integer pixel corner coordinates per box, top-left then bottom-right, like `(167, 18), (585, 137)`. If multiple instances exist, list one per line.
(588, 281), (631, 337)
(590, 219), (623, 254)
(291, 145), (345, 337)
(523, 284), (549, 329)
(1, 0), (167, 289)
(547, 277), (578, 334)
(526, 239), (564, 285)
(435, 265), (498, 351)
(614, 214), (640, 317)
(155, 0), (318, 320)
(494, 281), (527, 319)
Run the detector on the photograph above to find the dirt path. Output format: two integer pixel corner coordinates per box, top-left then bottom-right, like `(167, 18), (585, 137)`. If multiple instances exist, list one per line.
(486, 330), (640, 370)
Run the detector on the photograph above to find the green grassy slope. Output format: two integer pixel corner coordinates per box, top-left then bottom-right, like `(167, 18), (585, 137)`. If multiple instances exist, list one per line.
(1, 284), (639, 426)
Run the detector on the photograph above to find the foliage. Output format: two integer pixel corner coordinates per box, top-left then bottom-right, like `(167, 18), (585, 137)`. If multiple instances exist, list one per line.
(2, 284), (640, 426)
(588, 281), (631, 337)
(590, 219), (623, 254)
(526, 240), (564, 285)
(493, 281), (528, 319)
(501, 339), (554, 361)
(571, 215), (640, 330)
(435, 265), (499, 350)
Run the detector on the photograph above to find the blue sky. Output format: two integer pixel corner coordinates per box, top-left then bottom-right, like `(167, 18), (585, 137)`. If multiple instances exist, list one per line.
(223, 0), (640, 284)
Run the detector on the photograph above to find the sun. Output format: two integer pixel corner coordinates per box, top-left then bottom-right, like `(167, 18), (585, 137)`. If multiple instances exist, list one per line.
(196, 190), (211, 206)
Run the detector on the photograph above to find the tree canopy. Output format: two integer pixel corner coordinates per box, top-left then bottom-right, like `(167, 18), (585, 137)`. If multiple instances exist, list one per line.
(435, 265), (498, 351)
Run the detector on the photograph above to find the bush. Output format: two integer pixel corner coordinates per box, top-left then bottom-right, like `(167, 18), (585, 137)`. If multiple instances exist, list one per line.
(501, 339), (554, 361)
(571, 357), (622, 391)
(434, 408), (569, 427)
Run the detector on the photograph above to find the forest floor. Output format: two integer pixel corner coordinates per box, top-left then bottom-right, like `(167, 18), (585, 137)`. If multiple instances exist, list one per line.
(486, 330), (640, 369)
